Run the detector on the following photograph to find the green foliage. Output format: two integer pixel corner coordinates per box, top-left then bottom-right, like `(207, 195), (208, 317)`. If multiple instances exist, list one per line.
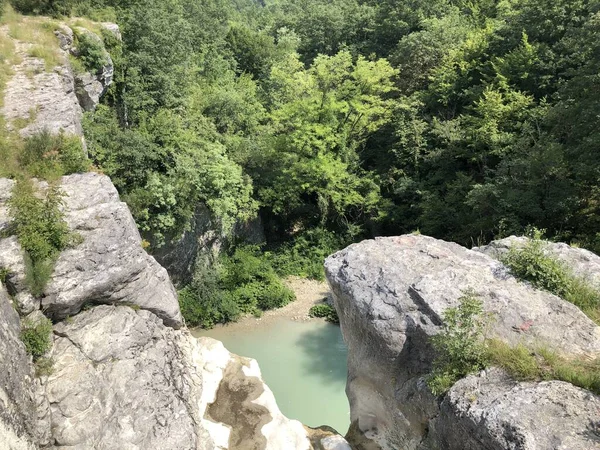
(429, 294), (600, 396)
(308, 303), (339, 323)
(84, 106), (256, 246)
(268, 228), (344, 280)
(427, 292), (490, 395)
(21, 316), (53, 359)
(501, 233), (600, 324)
(10, 0), (73, 16)
(19, 130), (89, 180)
(487, 340), (600, 396)
(179, 246), (295, 328)
(74, 29), (108, 73)
(8, 179), (75, 295)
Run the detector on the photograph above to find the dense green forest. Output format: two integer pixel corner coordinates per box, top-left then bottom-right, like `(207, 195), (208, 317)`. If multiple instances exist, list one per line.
(5, 0), (600, 326)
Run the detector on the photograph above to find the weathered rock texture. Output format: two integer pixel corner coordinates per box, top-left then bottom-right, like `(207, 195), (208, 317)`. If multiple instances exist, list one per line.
(325, 234), (600, 450)
(0, 22), (82, 138)
(153, 205), (265, 286)
(0, 284), (37, 450)
(477, 235), (600, 289)
(0, 19), (115, 138)
(427, 368), (600, 450)
(0, 173), (182, 327)
(37, 305), (341, 449)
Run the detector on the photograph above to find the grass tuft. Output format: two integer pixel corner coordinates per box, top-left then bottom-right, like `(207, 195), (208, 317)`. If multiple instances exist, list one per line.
(21, 315), (53, 359)
(501, 232), (600, 324)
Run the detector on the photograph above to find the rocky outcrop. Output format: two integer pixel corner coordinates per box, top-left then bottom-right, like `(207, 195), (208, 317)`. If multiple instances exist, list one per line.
(0, 172), (350, 449)
(477, 235), (600, 288)
(325, 234), (600, 450)
(0, 284), (37, 450)
(38, 305), (304, 449)
(0, 19), (114, 138)
(1, 25), (83, 138)
(153, 205), (265, 286)
(426, 368), (600, 450)
(69, 26), (115, 111)
(0, 173), (182, 327)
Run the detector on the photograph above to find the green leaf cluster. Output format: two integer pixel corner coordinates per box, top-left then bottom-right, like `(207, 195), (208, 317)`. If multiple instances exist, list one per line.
(20, 316), (53, 359)
(428, 292), (490, 395)
(8, 179), (75, 295)
(179, 246), (295, 328)
(308, 304), (339, 323)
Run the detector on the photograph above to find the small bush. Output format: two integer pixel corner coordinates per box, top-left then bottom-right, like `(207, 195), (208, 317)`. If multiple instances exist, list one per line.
(34, 356), (54, 377)
(74, 30), (108, 73)
(11, 0), (73, 16)
(21, 316), (53, 359)
(501, 234), (600, 324)
(309, 304), (339, 323)
(427, 292), (490, 395)
(268, 228), (344, 280)
(179, 246), (295, 328)
(220, 246), (295, 312)
(8, 179), (75, 295)
(19, 130), (88, 179)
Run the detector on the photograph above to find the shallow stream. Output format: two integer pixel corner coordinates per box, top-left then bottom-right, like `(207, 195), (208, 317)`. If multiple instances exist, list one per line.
(194, 319), (350, 434)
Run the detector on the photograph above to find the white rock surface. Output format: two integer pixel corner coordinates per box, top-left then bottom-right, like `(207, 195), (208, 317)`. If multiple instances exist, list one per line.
(40, 305), (327, 449)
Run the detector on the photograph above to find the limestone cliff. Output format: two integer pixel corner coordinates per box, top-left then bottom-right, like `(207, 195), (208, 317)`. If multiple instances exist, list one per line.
(325, 235), (600, 450)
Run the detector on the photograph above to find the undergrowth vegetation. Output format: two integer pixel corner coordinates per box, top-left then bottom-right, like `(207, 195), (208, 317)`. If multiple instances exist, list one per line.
(501, 231), (600, 324)
(428, 293), (600, 396)
(308, 304), (339, 323)
(7, 178), (77, 295)
(179, 246), (295, 328)
(73, 28), (108, 73)
(20, 315), (53, 359)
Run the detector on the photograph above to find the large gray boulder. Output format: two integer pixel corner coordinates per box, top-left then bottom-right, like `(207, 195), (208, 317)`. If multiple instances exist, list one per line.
(40, 305), (341, 450)
(426, 368), (600, 450)
(0, 284), (37, 450)
(43, 173), (182, 327)
(0, 173), (182, 327)
(325, 234), (600, 450)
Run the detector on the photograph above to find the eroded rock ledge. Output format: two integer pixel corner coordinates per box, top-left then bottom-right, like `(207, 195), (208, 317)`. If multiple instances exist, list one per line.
(325, 234), (600, 450)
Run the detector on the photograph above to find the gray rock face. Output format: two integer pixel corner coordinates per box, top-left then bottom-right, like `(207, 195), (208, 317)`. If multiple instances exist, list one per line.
(42, 173), (182, 328)
(0, 35), (83, 138)
(41, 305), (330, 450)
(42, 306), (199, 449)
(0, 20), (114, 138)
(71, 27), (115, 112)
(325, 235), (600, 450)
(153, 204), (265, 286)
(427, 368), (600, 450)
(477, 235), (600, 289)
(0, 284), (37, 450)
(0, 173), (182, 327)
(153, 204), (222, 286)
